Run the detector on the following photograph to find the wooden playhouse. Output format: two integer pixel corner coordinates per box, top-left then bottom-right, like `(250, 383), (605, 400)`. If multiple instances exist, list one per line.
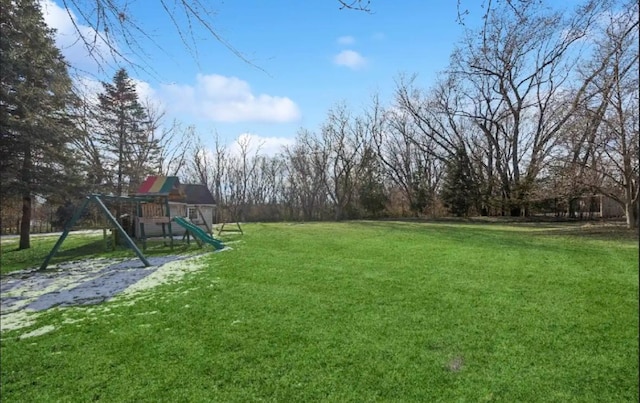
(134, 176), (217, 240)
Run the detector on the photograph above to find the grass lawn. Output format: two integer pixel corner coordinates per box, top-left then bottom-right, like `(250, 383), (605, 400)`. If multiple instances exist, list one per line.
(1, 221), (638, 401)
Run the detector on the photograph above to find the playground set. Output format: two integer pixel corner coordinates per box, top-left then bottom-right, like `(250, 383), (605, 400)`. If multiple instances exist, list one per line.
(39, 176), (228, 271)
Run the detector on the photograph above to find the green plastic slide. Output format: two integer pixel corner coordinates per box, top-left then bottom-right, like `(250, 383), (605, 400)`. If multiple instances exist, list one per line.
(173, 216), (225, 250)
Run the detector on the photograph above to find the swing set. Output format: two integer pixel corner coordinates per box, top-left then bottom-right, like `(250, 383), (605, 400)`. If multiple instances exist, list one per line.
(40, 194), (155, 270)
(39, 176), (228, 271)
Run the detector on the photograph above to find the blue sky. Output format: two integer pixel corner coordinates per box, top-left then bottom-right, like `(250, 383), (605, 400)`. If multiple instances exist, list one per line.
(41, 0), (483, 154)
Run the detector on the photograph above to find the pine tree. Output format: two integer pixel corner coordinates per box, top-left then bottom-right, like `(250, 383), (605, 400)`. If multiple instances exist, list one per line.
(357, 146), (388, 217)
(440, 146), (478, 217)
(409, 160), (434, 216)
(0, 0), (77, 249)
(96, 68), (160, 198)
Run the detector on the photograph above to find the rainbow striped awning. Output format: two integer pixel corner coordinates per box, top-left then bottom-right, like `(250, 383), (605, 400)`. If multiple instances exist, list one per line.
(136, 176), (183, 197)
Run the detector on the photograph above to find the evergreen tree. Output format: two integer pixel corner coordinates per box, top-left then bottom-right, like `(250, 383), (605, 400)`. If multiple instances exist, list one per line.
(357, 146), (388, 217)
(0, 0), (77, 249)
(409, 160), (434, 216)
(96, 68), (160, 198)
(440, 146), (478, 217)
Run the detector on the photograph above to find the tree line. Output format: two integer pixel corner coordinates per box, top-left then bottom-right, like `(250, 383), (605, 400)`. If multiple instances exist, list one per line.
(1, 0), (638, 250)
(182, 0), (638, 229)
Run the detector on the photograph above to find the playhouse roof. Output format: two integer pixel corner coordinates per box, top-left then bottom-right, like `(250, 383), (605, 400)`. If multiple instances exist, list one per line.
(136, 176), (184, 198)
(181, 184), (216, 205)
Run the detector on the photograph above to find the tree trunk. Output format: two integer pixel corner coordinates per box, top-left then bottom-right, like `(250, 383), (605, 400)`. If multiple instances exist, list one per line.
(626, 202), (638, 230)
(334, 204), (343, 221)
(19, 193), (31, 249)
(19, 141), (33, 250)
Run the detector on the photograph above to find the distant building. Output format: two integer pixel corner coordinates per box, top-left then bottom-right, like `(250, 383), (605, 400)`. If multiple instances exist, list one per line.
(589, 194), (625, 218)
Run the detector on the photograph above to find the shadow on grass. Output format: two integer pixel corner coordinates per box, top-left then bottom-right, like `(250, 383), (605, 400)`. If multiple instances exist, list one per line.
(1, 236), (206, 275)
(55, 238), (202, 259)
(55, 239), (111, 258)
(534, 224), (639, 242)
(350, 218), (638, 244)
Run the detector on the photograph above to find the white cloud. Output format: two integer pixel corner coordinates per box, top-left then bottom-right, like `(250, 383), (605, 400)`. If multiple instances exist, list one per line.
(132, 79), (159, 104)
(40, 0), (117, 72)
(337, 35), (356, 45)
(73, 76), (102, 104)
(161, 74), (301, 123)
(40, 0), (72, 34)
(333, 50), (367, 70)
(228, 133), (293, 157)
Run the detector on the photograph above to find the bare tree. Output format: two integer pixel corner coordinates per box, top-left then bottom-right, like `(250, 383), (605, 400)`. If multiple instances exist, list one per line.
(321, 103), (366, 220)
(283, 129), (329, 220)
(185, 131), (225, 193)
(337, 0), (371, 11)
(373, 102), (442, 216)
(394, 74), (465, 162)
(456, 0), (596, 25)
(57, 0), (372, 73)
(245, 154), (288, 220)
(447, 0), (607, 215)
(156, 120), (195, 177)
(567, 1), (639, 228)
(223, 135), (263, 222)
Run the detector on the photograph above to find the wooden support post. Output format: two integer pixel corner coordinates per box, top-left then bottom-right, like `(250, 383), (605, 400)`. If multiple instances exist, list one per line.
(195, 205), (212, 234)
(135, 201), (144, 250)
(165, 197), (174, 250)
(218, 221), (243, 236)
(139, 219), (147, 251)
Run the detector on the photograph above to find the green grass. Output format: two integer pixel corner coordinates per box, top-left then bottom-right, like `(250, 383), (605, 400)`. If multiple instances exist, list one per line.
(1, 222), (638, 401)
(0, 231), (207, 274)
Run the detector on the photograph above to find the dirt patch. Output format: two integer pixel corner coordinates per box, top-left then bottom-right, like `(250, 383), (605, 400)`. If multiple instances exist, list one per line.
(446, 356), (464, 372)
